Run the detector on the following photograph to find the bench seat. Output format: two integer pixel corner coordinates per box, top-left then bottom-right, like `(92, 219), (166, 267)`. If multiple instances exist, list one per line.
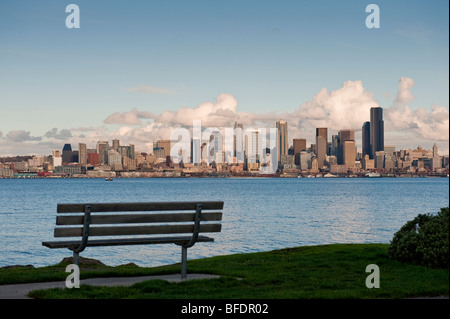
(43, 235), (214, 249)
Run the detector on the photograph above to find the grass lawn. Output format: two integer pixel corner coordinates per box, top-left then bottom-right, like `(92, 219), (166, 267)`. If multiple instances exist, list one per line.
(1, 243), (448, 299)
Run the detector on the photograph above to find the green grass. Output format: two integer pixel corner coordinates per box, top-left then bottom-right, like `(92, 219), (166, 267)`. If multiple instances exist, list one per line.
(1, 244), (448, 299)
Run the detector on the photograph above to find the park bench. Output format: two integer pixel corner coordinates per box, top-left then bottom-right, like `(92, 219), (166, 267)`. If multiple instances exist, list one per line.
(42, 201), (224, 279)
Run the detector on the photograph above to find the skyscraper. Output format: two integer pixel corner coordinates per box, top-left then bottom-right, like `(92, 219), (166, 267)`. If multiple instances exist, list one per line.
(315, 128), (327, 168)
(342, 140), (356, 168)
(432, 143), (441, 170)
(276, 120), (288, 163)
(112, 139), (120, 151)
(78, 143), (87, 165)
(233, 121), (244, 158)
(97, 141), (109, 165)
(362, 121), (371, 158)
(293, 138), (306, 166)
(338, 129), (354, 165)
(370, 106), (384, 159)
(62, 144), (73, 164)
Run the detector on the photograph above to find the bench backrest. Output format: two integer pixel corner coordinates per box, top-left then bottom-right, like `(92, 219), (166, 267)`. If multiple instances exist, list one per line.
(54, 201), (224, 238)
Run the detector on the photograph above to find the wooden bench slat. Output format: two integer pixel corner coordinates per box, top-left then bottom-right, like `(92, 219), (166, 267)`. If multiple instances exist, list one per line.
(43, 235), (214, 249)
(54, 223), (222, 237)
(57, 201), (224, 213)
(56, 212), (223, 225)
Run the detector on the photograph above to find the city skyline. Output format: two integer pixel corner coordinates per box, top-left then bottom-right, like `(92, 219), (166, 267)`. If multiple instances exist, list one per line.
(0, 1), (448, 156)
(1, 109), (448, 176)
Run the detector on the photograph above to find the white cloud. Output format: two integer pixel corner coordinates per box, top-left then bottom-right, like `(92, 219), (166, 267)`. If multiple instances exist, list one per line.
(103, 108), (156, 125)
(2, 78), (448, 156)
(156, 93), (239, 127)
(394, 77), (415, 106)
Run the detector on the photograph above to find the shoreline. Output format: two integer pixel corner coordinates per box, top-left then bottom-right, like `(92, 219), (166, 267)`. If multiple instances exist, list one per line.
(1, 170), (449, 180)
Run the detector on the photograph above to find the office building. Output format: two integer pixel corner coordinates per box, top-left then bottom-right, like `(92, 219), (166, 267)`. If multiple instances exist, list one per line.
(154, 140), (171, 160)
(78, 143), (87, 165)
(276, 120), (288, 163)
(293, 138), (306, 166)
(299, 151), (310, 170)
(62, 144), (73, 164)
(247, 129), (261, 164)
(315, 128), (327, 168)
(112, 139), (120, 151)
(375, 151), (385, 169)
(362, 121), (371, 158)
(338, 129), (354, 165)
(233, 121), (244, 158)
(97, 141), (109, 164)
(342, 140), (356, 168)
(432, 143), (441, 170)
(370, 107), (384, 159)
(52, 150), (62, 167)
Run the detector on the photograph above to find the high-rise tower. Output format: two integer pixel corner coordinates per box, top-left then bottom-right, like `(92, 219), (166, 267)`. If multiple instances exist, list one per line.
(370, 107), (384, 159)
(315, 127), (327, 168)
(362, 121), (371, 158)
(276, 120), (288, 163)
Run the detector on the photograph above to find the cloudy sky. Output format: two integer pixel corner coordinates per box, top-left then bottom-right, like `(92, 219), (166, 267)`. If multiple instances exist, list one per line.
(0, 0), (448, 156)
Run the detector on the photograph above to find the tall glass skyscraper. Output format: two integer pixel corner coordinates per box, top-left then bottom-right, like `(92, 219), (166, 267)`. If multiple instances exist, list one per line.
(276, 120), (288, 163)
(362, 121), (371, 158)
(370, 107), (384, 159)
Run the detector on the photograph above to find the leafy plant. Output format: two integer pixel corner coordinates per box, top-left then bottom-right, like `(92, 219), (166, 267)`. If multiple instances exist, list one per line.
(388, 207), (449, 269)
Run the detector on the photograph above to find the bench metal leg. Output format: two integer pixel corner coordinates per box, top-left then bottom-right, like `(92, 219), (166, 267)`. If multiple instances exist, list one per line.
(181, 246), (187, 280)
(73, 251), (79, 267)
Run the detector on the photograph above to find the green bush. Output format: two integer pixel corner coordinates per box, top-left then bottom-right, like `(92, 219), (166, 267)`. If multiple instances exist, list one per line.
(387, 207), (449, 269)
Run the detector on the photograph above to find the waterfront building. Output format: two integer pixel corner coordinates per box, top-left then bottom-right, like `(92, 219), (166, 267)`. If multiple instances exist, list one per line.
(370, 106), (384, 159)
(375, 151), (385, 169)
(107, 149), (122, 170)
(342, 140), (356, 168)
(362, 121), (371, 158)
(154, 140), (171, 160)
(331, 135), (340, 160)
(62, 144), (73, 164)
(88, 152), (99, 166)
(338, 129), (354, 165)
(293, 138), (306, 166)
(52, 150), (62, 167)
(247, 129), (261, 164)
(299, 151), (311, 171)
(112, 139), (120, 151)
(96, 141), (109, 165)
(362, 154), (375, 170)
(191, 139), (201, 165)
(315, 128), (328, 168)
(78, 143), (87, 165)
(276, 120), (288, 163)
(432, 143), (441, 170)
(233, 121), (244, 159)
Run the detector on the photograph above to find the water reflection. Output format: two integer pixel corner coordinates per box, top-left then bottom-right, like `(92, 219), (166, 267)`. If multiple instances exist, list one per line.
(0, 178), (448, 267)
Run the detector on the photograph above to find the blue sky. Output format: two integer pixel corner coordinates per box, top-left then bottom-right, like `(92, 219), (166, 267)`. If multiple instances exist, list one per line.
(0, 0), (448, 155)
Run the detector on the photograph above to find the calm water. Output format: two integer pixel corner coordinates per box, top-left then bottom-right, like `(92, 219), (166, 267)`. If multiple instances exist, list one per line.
(0, 177), (448, 268)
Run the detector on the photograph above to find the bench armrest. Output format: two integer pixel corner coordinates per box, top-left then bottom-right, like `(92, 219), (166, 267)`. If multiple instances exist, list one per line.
(182, 203), (202, 248)
(72, 204), (92, 253)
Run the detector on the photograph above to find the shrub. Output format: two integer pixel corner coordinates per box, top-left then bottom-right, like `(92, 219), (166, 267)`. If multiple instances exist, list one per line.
(387, 207), (449, 269)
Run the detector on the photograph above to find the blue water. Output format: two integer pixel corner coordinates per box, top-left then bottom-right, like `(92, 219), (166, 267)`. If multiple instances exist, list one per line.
(0, 177), (448, 268)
